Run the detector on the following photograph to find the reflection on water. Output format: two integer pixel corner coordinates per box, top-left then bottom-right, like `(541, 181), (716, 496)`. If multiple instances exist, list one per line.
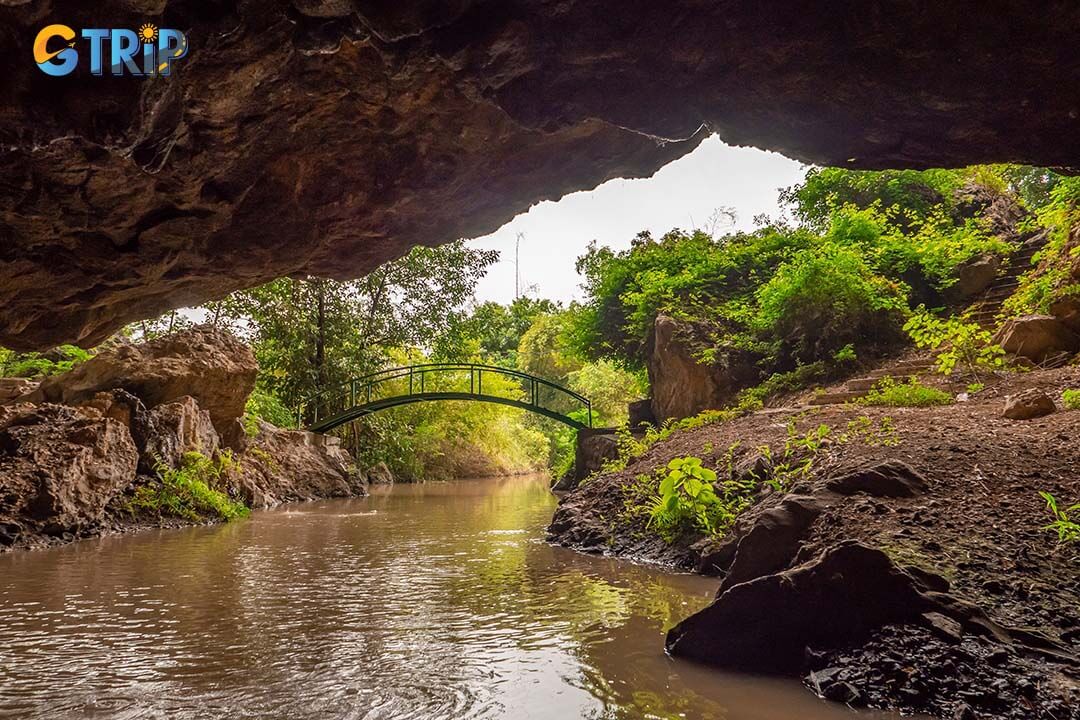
(0, 475), (910, 719)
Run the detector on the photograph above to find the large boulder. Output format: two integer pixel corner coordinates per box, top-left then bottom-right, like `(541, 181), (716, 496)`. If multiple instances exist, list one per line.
(29, 326), (257, 445)
(667, 542), (933, 674)
(647, 315), (759, 422)
(234, 419), (366, 508)
(994, 314), (1080, 363)
(946, 255), (1001, 302)
(1002, 389), (1057, 420)
(143, 396), (221, 470)
(0, 403), (138, 546)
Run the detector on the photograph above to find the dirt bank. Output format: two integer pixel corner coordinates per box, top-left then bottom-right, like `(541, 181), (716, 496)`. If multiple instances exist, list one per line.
(549, 365), (1080, 718)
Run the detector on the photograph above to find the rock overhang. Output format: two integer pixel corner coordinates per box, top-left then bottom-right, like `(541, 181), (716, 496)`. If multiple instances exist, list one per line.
(2, 1), (1079, 349)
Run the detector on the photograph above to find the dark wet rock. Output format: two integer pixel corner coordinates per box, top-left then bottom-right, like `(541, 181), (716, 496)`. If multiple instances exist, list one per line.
(1002, 389), (1057, 420)
(627, 399), (656, 429)
(569, 430), (621, 488)
(826, 461), (929, 498)
(923, 611), (964, 644)
(717, 495), (826, 593)
(667, 542), (932, 673)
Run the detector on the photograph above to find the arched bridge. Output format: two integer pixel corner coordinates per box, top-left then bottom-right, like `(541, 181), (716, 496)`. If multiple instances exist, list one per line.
(297, 363), (593, 433)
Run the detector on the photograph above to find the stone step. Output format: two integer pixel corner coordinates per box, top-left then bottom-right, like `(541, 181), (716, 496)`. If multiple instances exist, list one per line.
(845, 377), (880, 392)
(809, 390), (869, 406)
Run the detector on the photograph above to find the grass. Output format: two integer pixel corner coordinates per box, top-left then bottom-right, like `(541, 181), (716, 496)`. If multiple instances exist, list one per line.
(858, 376), (953, 408)
(1062, 389), (1080, 410)
(127, 451), (249, 523)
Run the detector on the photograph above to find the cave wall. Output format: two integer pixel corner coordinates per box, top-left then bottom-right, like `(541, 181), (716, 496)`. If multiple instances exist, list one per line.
(2, 1), (1079, 349)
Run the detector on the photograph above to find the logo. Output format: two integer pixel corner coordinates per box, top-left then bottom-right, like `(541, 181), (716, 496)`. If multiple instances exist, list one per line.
(34, 23), (188, 77)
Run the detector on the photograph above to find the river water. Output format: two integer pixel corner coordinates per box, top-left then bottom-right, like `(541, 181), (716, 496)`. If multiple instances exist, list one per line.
(0, 475), (911, 720)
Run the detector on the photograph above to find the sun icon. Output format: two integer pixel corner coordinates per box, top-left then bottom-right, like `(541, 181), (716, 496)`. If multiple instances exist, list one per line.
(138, 23), (158, 44)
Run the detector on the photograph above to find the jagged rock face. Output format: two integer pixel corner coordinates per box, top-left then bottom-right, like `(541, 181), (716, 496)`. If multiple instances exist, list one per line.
(0, 403), (139, 545)
(235, 418), (367, 508)
(3, 2), (1080, 349)
(144, 395), (222, 469)
(28, 326), (257, 444)
(647, 315), (758, 422)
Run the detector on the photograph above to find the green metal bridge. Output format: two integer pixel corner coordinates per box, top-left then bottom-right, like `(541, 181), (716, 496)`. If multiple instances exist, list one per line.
(297, 363), (593, 433)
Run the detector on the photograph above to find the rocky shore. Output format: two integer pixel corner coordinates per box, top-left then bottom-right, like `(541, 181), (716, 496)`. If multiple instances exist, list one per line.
(549, 366), (1080, 719)
(0, 326), (368, 552)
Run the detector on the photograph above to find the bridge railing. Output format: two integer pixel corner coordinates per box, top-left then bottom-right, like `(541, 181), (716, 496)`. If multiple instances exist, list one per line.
(296, 363), (592, 431)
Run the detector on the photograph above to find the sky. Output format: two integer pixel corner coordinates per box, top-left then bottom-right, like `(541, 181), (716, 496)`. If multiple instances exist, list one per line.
(466, 136), (809, 305)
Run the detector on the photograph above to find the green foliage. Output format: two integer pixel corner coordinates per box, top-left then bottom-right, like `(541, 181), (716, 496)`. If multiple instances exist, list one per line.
(779, 167), (964, 231)
(207, 240), (498, 411)
(859, 376), (953, 408)
(1061, 389), (1080, 410)
(1003, 176), (1080, 317)
(245, 386), (294, 429)
(837, 415), (902, 448)
(755, 240), (908, 363)
(0, 345), (91, 378)
(903, 308), (1005, 376)
(128, 452), (248, 522)
(571, 167), (1020, 389)
(443, 297), (560, 365)
(647, 457), (737, 538)
(736, 362), (828, 408)
(1039, 491), (1080, 544)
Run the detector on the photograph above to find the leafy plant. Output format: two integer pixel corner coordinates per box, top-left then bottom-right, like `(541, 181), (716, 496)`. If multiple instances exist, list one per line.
(859, 376), (953, 407)
(1039, 491), (1080, 544)
(648, 457), (722, 537)
(1062, 389), (1080, 410)
(128, 452), (248, 522)
(904, 308), (1005, 377)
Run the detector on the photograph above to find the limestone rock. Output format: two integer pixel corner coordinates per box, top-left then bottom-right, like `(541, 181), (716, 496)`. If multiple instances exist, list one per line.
(144, 396), (221, 470)
(994, 315), (1080, 363)
(29, 326), (257, 445)
(1002, 389), (1057, 420)
(235, 419), (366, 508)
(947, 255), (1001, 302)
(0, 403), (138, 545)
(571, 430), (621, 486)
(366, 462), (395, 485)
(647, 315), (758, 422)
(0, 378), (38, 405)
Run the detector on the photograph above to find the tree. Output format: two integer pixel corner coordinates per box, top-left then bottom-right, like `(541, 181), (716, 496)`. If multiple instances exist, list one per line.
(210, 240), (498, 409)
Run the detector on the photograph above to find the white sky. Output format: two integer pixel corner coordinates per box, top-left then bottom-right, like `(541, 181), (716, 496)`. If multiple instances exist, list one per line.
(467, 136), (809, 305)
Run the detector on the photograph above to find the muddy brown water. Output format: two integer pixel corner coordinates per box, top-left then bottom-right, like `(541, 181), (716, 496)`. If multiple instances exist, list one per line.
(0, 475), (917, 719)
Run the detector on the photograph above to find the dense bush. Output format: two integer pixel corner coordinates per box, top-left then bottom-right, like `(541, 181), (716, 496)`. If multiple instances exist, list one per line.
(129, 452), (248, 522)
